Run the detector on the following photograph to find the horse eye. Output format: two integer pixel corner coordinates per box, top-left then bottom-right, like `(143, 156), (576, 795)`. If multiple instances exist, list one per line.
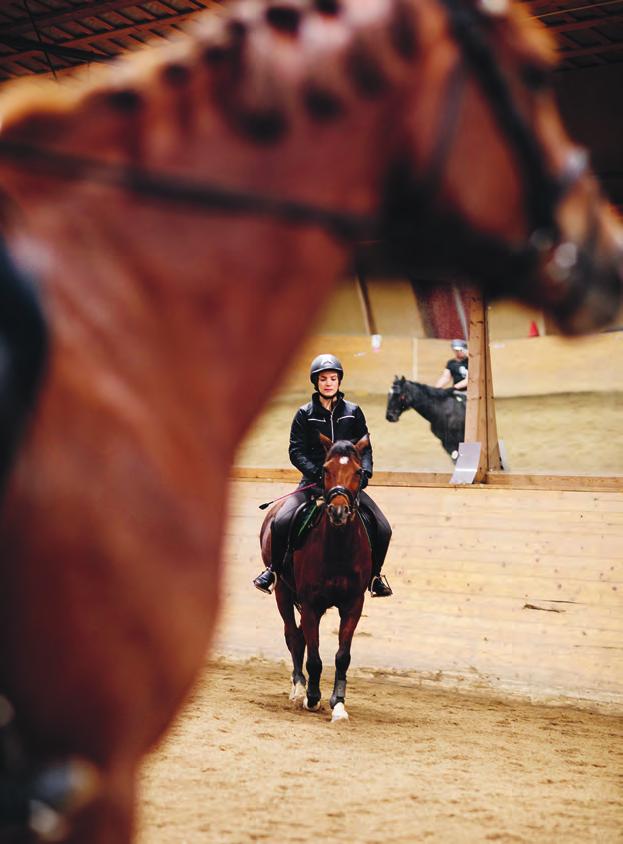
(521, 64), (551, 91)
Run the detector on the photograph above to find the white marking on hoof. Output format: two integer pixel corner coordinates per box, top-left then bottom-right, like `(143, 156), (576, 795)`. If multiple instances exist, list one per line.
(303, 697), (321, 712)
(290, 681), (306, 701)
(331, 702), (349, 722)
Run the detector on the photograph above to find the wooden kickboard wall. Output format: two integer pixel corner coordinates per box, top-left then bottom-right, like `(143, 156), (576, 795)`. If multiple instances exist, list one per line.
(218, 480), (623, 712)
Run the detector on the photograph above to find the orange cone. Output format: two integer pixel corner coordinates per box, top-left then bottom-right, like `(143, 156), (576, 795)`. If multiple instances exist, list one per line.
(528, 320), (540, 337)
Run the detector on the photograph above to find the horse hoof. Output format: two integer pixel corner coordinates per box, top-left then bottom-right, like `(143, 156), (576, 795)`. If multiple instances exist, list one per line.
(331, 702), (349, 723)
(303, 696), (321, 712)
(289, 681), (306, 701)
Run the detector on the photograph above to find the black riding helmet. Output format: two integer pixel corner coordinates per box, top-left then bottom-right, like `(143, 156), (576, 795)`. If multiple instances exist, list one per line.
(309, 354), (344, 387)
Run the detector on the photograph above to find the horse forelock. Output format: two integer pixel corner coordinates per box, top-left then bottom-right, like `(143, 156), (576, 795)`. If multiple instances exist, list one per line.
(326, 440), (359, 463)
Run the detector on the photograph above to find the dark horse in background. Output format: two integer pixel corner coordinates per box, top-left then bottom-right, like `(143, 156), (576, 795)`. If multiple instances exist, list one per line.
(0, 0), (621, 840)
(260, 436), (372, 723)
(386, 376), (466, 461)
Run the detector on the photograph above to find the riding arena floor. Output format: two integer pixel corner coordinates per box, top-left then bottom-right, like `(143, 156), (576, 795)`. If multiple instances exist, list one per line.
(137, 389), (623, 843)
(137, 657), (623, 844)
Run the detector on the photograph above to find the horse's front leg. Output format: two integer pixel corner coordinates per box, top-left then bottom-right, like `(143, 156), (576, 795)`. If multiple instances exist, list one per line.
(300, 607), (322, 712)
(330, 594), (365, 722)
(275, 582), (306, 701)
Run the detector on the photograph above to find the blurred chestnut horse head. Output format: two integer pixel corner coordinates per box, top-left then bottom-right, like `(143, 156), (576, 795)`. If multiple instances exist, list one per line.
(0, 0), (620, 841)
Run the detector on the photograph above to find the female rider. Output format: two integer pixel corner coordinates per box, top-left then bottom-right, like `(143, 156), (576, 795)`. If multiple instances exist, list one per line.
(253, 354), (393, 598)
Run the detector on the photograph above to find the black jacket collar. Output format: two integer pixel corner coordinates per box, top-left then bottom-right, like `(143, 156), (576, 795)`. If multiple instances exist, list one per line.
(311, 390), (345, 414)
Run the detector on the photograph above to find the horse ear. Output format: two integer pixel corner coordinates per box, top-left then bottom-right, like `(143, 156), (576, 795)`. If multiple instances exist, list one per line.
(318, 433), (333, 453)
(354, 435), (369, 455)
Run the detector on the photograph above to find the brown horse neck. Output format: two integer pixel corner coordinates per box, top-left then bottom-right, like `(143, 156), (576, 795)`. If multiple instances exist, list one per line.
(0, 1), (438, 454)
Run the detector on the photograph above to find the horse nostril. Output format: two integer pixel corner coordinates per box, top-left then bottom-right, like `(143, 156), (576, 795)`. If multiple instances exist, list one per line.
(328, 504), (350, 524)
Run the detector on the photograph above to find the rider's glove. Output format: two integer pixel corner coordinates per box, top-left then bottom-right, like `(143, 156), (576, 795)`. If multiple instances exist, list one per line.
(360, 471), (370, 489)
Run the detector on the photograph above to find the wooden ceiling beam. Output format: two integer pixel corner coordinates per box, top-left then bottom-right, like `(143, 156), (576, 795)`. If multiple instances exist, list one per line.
(0, 0), (214, 35)
(0, 9), (205, 65)
(0, 34), (110, 65)
(560, 38), (623, 56)
(550, 11), (623, 32)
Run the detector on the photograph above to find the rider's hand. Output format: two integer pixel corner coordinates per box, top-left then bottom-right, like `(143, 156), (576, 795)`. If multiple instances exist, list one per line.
(311, 471), (324, 496)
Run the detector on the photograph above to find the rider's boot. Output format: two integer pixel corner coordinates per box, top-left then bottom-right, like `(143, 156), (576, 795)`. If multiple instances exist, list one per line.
(370, 574), (393, 597)
(252, 567), (276, 594)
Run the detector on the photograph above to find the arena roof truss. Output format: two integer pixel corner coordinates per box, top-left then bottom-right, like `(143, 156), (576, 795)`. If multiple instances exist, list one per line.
(0, 0), (622, 81)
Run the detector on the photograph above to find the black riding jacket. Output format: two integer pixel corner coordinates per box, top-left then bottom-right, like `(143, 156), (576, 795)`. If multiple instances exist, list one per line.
(447, 357), (468, 388)
(289, 392), (373, 482)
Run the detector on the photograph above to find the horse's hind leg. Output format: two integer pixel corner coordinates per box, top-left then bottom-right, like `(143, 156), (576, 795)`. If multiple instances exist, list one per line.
(330, 595), (365, 722)
(275, 584), (306, 701)
(300, 608), (322, 712)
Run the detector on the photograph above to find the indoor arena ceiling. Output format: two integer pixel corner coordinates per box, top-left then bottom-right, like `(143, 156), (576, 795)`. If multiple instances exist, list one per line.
(0, 0), (221, 81)
(0, 0), (622, 81)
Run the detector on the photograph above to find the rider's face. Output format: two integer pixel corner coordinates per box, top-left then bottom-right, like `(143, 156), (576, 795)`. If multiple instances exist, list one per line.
(317, 371), (340, 397)
(454, 348), (467, 361)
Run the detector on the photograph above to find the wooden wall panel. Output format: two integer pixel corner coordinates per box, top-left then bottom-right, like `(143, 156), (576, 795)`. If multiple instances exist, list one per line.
(218, 480), (623, 711)
(490, 332), (623, 397)
(277, 332), (623, 398)
(366, 278), (425, 337)
(280, 333), (417, 395)
(487, 300), (545, 340)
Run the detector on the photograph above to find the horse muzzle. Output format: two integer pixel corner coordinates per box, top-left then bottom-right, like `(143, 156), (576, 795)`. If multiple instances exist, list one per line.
(327, 503), (353, 526)
(386, 410), (400, 423)
(536, 235), (623, 335)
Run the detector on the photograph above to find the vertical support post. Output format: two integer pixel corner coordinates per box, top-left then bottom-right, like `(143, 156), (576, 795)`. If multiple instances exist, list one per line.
(452, 291), (502, 484)
(484, 318), (502, 472)
(355, 267), (377, 337)
(463, 292), (488, 482)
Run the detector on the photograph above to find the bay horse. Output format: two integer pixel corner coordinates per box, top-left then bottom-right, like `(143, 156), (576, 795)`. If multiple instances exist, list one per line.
(386, 375), (466, 460)
(260, 435), (372, 723)
(0, 0), (621, 840)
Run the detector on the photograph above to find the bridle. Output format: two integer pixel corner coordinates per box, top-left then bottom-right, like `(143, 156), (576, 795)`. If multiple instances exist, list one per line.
(322, 460), (365, 523)
(440, 0), (588, 238)
(0, 139), (375, 242)
(0, 0), (597, 292)
(387, 383), (409, 420)
(384, 0), (596, 316)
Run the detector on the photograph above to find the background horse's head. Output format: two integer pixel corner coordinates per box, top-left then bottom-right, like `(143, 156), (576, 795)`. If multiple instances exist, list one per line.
(385, 0), (622, 334)
(319, 434), (368, 527)
(386, 376), (409, 423)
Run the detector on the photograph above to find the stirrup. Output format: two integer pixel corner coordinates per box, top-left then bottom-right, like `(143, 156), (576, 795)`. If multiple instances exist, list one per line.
(253, 569), (276, 594)
(370, 574), (393, 597)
